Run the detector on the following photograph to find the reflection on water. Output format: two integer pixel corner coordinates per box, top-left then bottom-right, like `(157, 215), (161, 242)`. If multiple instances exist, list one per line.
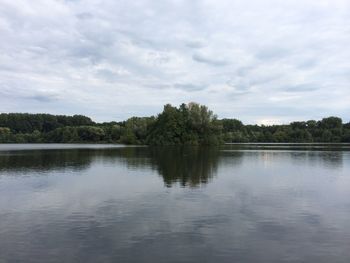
(0, 149), (92, 173)
(0, 147), (224, 187)
(0, 144), (350, 263)
(148, 147), (222, 187)
(1, 147), (345, 177)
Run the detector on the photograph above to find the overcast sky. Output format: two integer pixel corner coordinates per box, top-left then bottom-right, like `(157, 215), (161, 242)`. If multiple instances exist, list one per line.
(0, 0), (349, 124)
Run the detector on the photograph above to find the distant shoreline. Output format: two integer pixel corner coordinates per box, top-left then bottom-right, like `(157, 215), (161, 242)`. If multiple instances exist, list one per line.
(1, 103), (350, 145)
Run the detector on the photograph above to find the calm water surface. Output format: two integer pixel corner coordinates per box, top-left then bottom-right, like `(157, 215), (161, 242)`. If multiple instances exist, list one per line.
(0, 144), (350, 262)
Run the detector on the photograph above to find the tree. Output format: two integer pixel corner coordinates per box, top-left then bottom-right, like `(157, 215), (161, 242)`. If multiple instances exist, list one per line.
(146, 103), (222, 145)
(319, 117), (342, 129)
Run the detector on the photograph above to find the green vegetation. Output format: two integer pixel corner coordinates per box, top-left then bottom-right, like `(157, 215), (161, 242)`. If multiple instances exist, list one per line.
(1, 103), (350, 144)
(146, 103), (221, 145)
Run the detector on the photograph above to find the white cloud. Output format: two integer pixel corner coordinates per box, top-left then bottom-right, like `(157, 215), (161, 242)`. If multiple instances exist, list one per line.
(0, 0), (349, 123)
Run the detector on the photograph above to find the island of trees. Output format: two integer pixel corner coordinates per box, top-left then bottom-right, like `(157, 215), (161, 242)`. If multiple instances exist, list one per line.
(0, 102), (349, 144)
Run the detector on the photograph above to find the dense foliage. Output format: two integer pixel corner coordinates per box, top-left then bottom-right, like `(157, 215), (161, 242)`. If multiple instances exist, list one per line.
(146, 103), (221, 145)
(0, 103), (350, 144)
(221, 116), (350, 143)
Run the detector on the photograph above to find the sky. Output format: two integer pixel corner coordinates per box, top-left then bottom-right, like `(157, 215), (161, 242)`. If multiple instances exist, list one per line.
(0, 0), (349, 124)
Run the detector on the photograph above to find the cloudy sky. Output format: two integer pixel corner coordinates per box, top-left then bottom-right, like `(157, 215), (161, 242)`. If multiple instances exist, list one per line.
(0, 0), (349, 124)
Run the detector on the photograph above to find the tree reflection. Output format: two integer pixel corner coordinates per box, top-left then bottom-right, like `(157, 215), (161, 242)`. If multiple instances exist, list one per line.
(0, 149), (94, 174)
(2, 145), (343, 186)
(148, 147), (221, 187)
(0, 146), (226, 187)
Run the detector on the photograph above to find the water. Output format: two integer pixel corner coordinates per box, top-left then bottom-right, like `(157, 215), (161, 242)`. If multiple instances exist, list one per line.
(0, 144), (350, 263)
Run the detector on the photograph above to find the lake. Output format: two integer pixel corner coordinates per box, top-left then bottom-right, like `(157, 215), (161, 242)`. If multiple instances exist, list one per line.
(0, 144), (350, 262)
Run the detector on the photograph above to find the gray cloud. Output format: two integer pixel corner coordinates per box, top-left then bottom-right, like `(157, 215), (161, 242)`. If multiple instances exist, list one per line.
(185, 39), (206, 49)
(255, 47), (292, 61)
(0, 84), (60, 103)
(174, 83), (207, 92)
(283, 84), (320, 93)
(28, 94), (59, 102)
(76, 12), (93, 20)
(192, 53), (229, 66)
(95, 69), (122, 83)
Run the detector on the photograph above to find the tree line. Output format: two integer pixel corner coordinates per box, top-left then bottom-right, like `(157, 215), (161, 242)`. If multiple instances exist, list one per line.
(1, 103), (350, 144)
